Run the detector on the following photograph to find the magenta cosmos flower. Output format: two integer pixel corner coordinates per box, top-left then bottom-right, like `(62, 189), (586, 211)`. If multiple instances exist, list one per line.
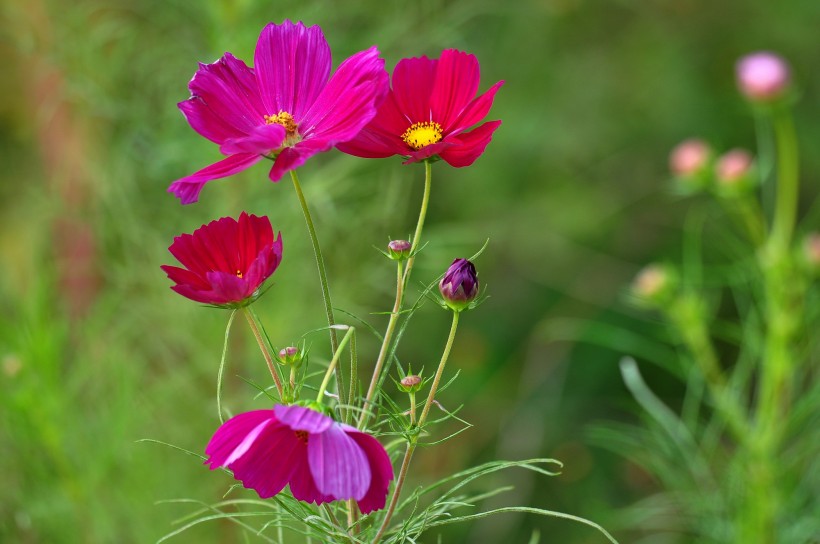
(169, 20), (388, 204)
(161, 212), (283, 307)
(205, 404), (394, 514)
(337, 49), (503, 167)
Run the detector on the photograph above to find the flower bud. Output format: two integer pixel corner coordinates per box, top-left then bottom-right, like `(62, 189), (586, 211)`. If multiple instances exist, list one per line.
(439, 258), (479, 311)
(715, 148), (755, 195)
(736, 52), (790, 102)
(399, 375), (423, 393)
(630, 264), (676, 306)
(669, 139), (712, 193)
(802, 232), (820, 273)
(387, 239), (412, 260)
(278, 346), (302, 366)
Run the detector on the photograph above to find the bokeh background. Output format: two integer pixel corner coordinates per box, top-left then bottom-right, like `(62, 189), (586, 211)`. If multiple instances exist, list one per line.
(2, 0), (819, 542)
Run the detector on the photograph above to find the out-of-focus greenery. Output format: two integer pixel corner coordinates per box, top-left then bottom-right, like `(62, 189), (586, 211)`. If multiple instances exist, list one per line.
(2, 0), (819, 542)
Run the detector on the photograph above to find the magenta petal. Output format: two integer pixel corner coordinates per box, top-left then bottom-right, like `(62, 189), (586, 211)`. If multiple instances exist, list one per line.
(336, 93), (408, 158)
(445, 80), (504, 134)
(274, 404), (334, 433)
(229, 425), (301, 499)
(439, 120), (501, 167)
(267, 145), (322, 182)
(205, 410), (275, 468)
(308, 424), (370, 500)
(168, 153), (263, 204)
(288, 446), (335, 505)
(179, 96), (244, 144)
(392, 55), (437, 122)
(346, 429), (395, 514)
(205, 270), (250, 302)
(219, 123), (286, 155)
(254, 21), (332, 119)
(403, 141), (453, 164)
(187, 53), (266, 135)
(430, 50), (480, 129)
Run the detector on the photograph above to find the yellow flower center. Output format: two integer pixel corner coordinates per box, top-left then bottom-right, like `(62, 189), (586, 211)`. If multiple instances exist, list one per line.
(264, 111), (302, 148)
(236, 270), (243, 278)
(401, 121), (443, 150)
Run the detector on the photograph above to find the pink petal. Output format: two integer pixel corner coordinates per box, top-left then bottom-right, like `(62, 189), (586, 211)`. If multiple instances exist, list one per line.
(402, 141), (453, 164)
(392, 55), (436, 123)
(346, 429), (395, 514)
(438, 120), (501, 168)
(161, 264), (210, 290)
(335, 92), (407, 158)
(168, 153), (263, 204)
(308, 424), (371, 500)
(430, 50), (480, 129)
(186, 53), (266, 135)
(205, 410), (275, 468)
(267, 144), (323, 182)
(299, 46), (388, 145)
(288, 446), (335, 505)
(445, 80), (504, 135)
(205, 270), (251, 302)
(169, 284), (222, 305)
(254, 21), (331, 120)
(229, 425), (302, 499)
(274, 404), (334, 433)
(179, 96), (243, 144)
(219, 123), (286, 155)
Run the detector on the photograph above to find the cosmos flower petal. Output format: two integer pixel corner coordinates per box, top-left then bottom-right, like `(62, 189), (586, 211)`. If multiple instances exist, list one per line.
(274, 404), (334, 433)
(335, 93), (408, 157)
(229, 425), (301, 499)
(300, 46), (388, 144)
(392, 55), (437, 122)
(185, 53), (266, 135)
(168, 153), (263, 204)
(288, 447), (336, 505)
(345, 429), (395, 514)
(446, 80), (504, 135)
(161, 265), (210, 291)
(179, 96), (244, 144)
(430, 50), (480, 129)
(205, 270), (251, 303)
(204, 410), (276, 468)
(219, 123), (287, 155)
(439, 120), (502, 168)
(308, 424), (371, 500)
(254, 21), (332, 119)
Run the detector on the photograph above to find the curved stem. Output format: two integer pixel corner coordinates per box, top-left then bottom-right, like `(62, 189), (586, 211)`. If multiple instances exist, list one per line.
(290, 170), (341, 396)
(216, 309), (238, 423)
(242, 307), (284, 399)
(768, 110), (799, 252)
(317, 327), (355, 403)
(372, 311), (460, 543)
(359, 162), (433, 429)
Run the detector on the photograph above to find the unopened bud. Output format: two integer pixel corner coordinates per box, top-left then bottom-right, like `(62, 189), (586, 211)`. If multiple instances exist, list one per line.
(736, 52), (791, 102)
(631, 264), (676, 305)
(439, 258), (479, 312)
(278, 346), (302, 366)
(670, 139), (712, 193)
(387, 239), (412, 260)
(803, 233), (820, 273)
(715, 148), (755, 195)
(399, 374), (423, 393)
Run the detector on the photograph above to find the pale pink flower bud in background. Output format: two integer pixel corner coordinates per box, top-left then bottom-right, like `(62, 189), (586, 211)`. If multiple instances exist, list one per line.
(803, 233), (820, 271)
(736, 52), (790, 101)
(716, 149), (754, 185)
(670, 139), (711, 177)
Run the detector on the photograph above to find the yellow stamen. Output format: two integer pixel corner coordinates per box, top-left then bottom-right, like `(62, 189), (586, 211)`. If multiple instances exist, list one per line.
(401, 121), (443, 150)
(294, 430), (309, 444)
(263, 111), (302, 150)
(236, 270), (243, 278)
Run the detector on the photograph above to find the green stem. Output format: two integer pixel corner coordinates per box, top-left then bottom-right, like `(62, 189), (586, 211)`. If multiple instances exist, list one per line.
(216, 309), (238, 423)
(768, 110), (799, 252)
(316, 327), (355, 403)
(358, 162), (433, 429)
(290, 170), (342, 398)
(242, 307), (284, 399)
(372, 311), (460, 544)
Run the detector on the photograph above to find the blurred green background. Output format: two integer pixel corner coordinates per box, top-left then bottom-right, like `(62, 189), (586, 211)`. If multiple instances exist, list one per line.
(2, 0), (819, 542)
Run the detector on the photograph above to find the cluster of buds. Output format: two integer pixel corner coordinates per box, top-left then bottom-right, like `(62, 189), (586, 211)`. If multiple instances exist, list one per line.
(669, 140), (756, 197)
(277, 345), (303, 367)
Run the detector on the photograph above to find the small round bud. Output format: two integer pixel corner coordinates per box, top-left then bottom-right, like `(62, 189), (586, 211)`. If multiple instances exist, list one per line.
(669, 139), (713, 193)
(631, 264), (676, 306)
(387, 239), (412, 260)
(399, 375), (423, 393)
(278, 346), (302, 366)
(736, 52), (790, 102)
(439, 258), (479, 312)
(715, 148), (755, 195)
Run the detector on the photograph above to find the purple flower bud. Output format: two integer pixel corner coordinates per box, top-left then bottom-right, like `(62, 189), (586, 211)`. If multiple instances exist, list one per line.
(399, 374), (423, 393)
(387, 239), (412, 260)
(278, 346), (301, 366)
(439, 258), (479, 311)
(736, 52), (790, 102)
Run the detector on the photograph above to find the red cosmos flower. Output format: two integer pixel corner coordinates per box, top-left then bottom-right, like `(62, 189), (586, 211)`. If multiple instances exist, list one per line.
(161, 212), (283, 307)
(337, 49), (504, 167)
(169, 20), (388, 204)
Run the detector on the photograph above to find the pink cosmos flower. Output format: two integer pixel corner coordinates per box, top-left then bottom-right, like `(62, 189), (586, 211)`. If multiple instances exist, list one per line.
(169, 20), (388, 204)
(337, 49), (503, 167)
(161, 212), (283, 307)
(205, 404), (394, 514)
